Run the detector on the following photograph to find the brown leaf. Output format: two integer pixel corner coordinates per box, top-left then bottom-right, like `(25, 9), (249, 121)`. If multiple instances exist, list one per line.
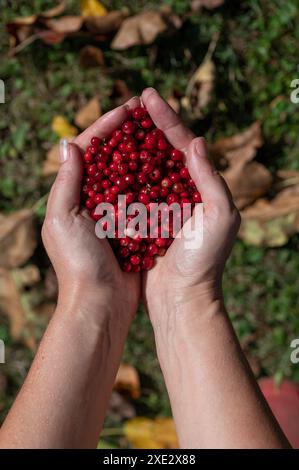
(75, 96), (101, 129)
(108, 391), (136, 421)
(167, 94), (181, 113)
(34, 302), (56, 319)
(80, 45), (105, 68)
(124, 417), (178, 449)
(239, 183), (299, 247)
(0, 210), (36, 269)
(44, 267), (58, 300)
(41, 1), (67, 18)
(209, 122), (270, 209)
(223, 161), (272, 210)
(37, 30), (66, 45)
(43, 144), (60, 176)
(111, 10), (168, 50)
(0, 268), (37, 351)
(114, 363), (140, 399)
(44, 16), (83, 34)
(110, 79), (133, 106)
(182, 34), (219, 119)
(210, 121), (263, 167)
(84, 10), (127, 35)
(12, 265), (40, 288)
(191, 0), (225, 10)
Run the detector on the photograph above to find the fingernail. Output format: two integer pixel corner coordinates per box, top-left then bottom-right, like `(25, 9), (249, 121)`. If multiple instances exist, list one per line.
(145, 87), (157, 94)
(195, 137), (207, 155)
(59, 139), (69, 163)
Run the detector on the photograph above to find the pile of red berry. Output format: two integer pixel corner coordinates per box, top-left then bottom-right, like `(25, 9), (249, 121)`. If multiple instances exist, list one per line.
(81, 106), (201, 272)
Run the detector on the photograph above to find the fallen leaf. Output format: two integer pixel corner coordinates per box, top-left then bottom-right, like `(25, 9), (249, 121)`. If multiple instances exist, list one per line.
(0, 210), (36, 269)
(210, 121), (263, 167)
(167, 94), (181, 113)
(111, 10), (168, 50)
(80, 0), (107, 17)
(51, 116), (78, 138)
(12, 265), (40, 288)
(0, 268), (37, 351)
(209, 122), (270, 209)
(182, 34), (218, 118)
(37, 30), (66, 44)
(108, 391), (136, 421)
(44, 16), (83, 34)
(34, 302), (56, 319)
(124, 417), (178, 449)
(41, 1), (67, 18)
(114, 363), (140, 399)
(239, 183), (299, 247)
(191, 0), (225, 10)
(84, 10), (127, 35)
(43, 144), (60, 176)
(44, 267), (58, 300)
(75, 96), (101, 129)
(223, 161), (272, 209)
(110, 79), (133, 106)
(79, 45), (105, 68)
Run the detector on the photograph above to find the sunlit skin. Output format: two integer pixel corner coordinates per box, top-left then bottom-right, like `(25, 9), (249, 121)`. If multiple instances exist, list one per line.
(0, 90), (290, 449)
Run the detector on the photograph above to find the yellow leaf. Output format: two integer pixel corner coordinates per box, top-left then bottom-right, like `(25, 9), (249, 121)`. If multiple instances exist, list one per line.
(80, 0), (107, 17)
(124, 417), (178, 449)
(51, 116), (78, 138)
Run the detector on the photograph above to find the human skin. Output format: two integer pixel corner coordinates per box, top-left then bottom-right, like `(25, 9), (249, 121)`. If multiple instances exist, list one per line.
(0, 89), (290, 449)
(141, 88), (290, 449)
(0, 97), (141, 449)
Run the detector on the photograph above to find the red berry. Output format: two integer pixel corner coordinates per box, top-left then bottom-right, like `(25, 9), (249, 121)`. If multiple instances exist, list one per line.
(141, 256), (154, 270)
(171, 149), (184, 161)
(193, 191), (202, 203)
(122, 120), (135, 134)
(130, 254), (141, 265)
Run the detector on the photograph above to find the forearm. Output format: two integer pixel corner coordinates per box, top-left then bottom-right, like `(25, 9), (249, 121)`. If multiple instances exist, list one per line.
(0, 288), (130, 449)
(152, 292), (290, 449)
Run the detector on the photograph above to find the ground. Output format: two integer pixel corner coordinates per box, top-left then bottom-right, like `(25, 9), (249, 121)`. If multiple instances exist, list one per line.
(0, 0), (299, 447)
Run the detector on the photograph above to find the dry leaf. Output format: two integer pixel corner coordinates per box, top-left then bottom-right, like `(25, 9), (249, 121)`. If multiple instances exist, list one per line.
(209, 122), (270, 209)
(111, 10), (168, 50)
(84, 10), (127, 35)
(37, 30), (66, 44)
(51, 115), (78, 138)
(41, 1), (67, 18)
(124, 417), (178, 449)
(167, 94), (181, 113)
(111, 79), (133, 106)
(13, 265), (40, 288)
(210, 121), (263, 167)
(0, 268), (37, 351)
(239, 183), (299, 247)
(114, 363), (140, 399)
(191, 0), (225, 10)
(34, 302), (56, 319)
(223, 161), (272, 210)
(108, 391), (136, 421)
(81, 0), (107, 17)
(0, 210), (36, 269)
(44, 16), (83, 34)
(75, 96), (101, 129)
(43, 144), (60, 176)
(80, 45), (105, 68)
(182, 34), (218, 118)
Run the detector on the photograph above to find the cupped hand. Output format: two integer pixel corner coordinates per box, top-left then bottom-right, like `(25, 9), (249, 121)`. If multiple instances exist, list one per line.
(141, 89), (241, 322)
(42, 98), (141, 322)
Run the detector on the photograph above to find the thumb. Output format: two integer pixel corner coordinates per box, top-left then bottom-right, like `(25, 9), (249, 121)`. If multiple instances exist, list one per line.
(47, 140), (83, 218)
(187, 137), (234, 210)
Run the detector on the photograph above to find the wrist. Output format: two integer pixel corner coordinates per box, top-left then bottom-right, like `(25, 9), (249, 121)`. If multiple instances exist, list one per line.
(147, 281), (224, 331)
(56, 280), (135, 333)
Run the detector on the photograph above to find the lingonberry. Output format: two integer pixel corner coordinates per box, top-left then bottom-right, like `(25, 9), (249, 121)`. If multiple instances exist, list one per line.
(81, 105), (201, 271)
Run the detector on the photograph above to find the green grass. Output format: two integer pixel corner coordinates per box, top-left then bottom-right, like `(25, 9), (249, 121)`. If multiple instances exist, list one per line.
(1, 0), (299, 445)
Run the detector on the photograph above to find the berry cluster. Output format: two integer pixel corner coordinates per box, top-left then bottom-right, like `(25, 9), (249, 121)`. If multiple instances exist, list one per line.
(81, 106), (202, 272)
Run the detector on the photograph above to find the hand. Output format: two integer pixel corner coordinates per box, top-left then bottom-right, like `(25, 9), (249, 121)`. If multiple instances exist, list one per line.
(141, 89), (241, 325)
(42, 98), (141, 326)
